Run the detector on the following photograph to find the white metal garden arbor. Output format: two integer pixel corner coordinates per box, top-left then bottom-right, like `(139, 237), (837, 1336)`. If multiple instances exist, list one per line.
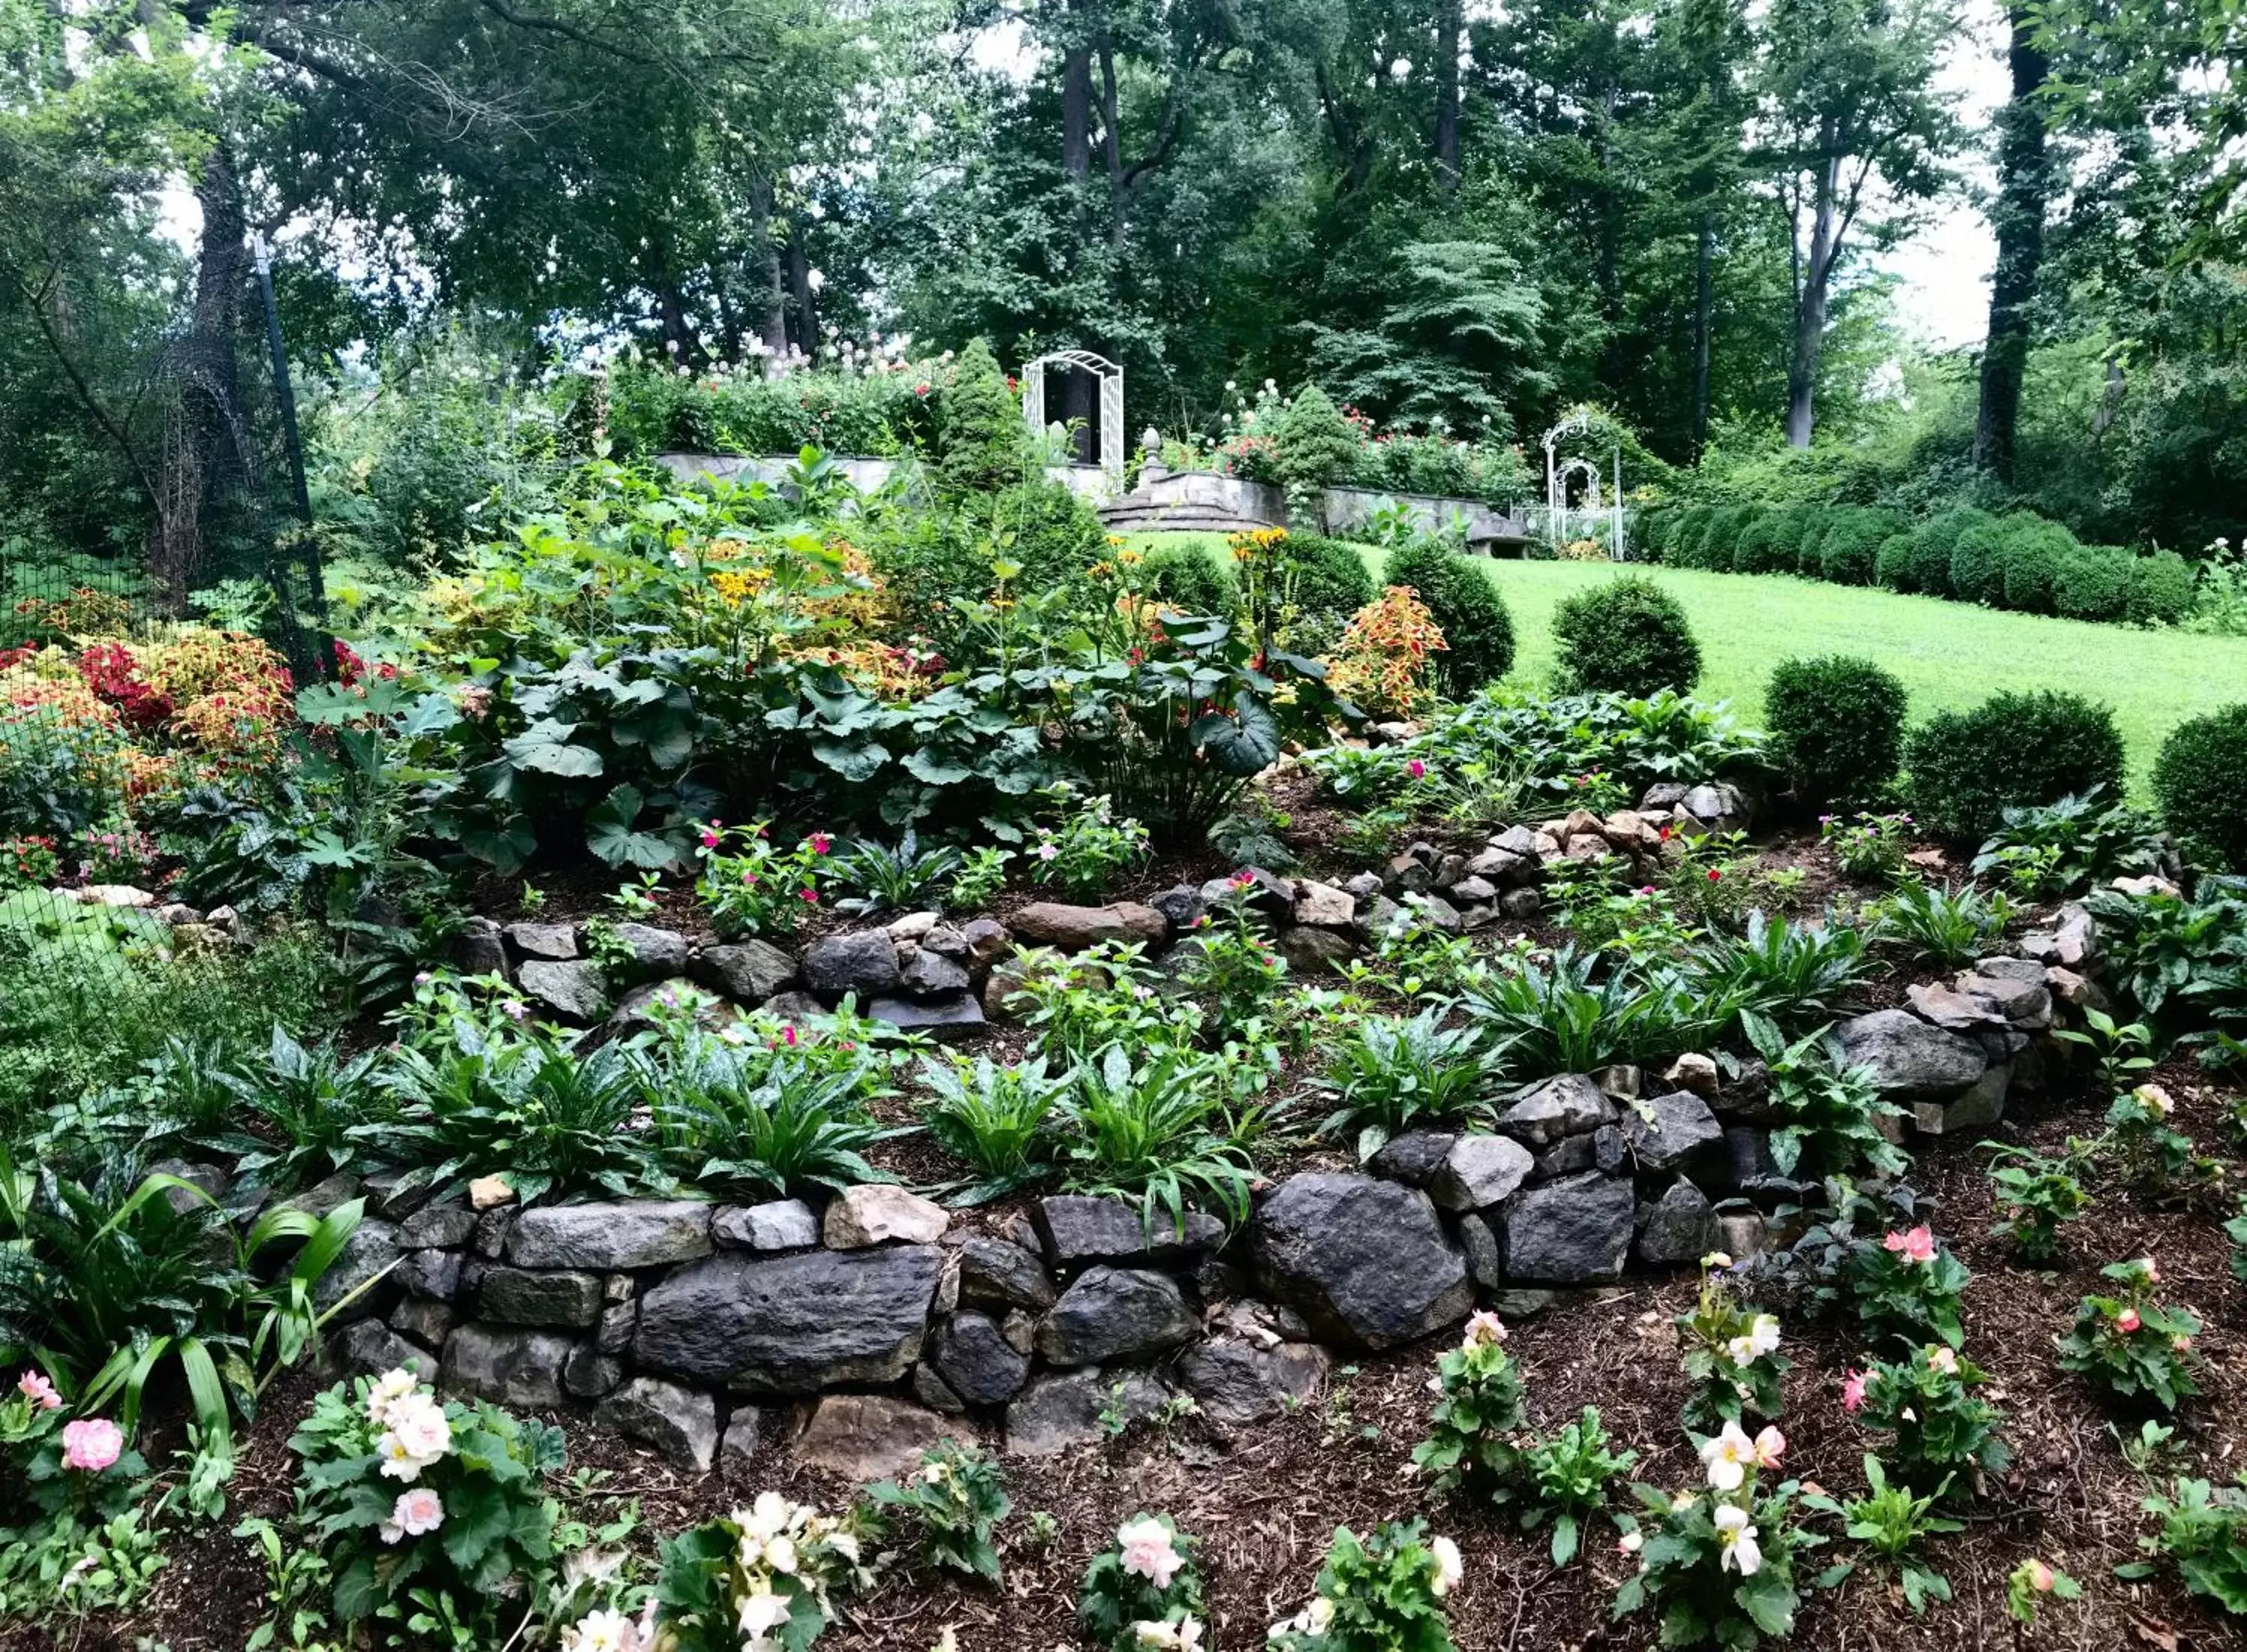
(1021, 350), (1125, 482)
(1541, 409), (1627, 559)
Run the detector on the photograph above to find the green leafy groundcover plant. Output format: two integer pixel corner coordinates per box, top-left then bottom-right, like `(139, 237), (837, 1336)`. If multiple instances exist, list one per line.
(1267, 1519), (1464, 1651)
(2121, 1476), (2247, 1615)
(1550, 575), (1701, 699)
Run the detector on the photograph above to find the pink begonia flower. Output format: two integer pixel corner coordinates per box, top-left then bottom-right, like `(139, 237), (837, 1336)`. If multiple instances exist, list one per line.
(1882, 1225), (1938, 1264)
(2143, 1257), (2161, 1283)
(2117, 1308), (2141, 1334)
(1841, 1370), (1868, 1414)
(60, 1418), (122, 1472)
(1461, 1311), (1507, 1349)
(1752, 1426), (1786, 1469)
(1115, 1518), (1185, 1589)
(2028, 1560), (2056, 1593)
(380, 1486), (445, 1544)
(16, 1372), (61, 1411)
(2173, 1334), (2193, 1353)
(809, 832), (832, 855)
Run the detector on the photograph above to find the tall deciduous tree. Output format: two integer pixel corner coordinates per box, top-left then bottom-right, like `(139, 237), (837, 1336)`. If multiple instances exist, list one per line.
(1757, 0), (1962, 446)
(1972, 4), (2049, 479)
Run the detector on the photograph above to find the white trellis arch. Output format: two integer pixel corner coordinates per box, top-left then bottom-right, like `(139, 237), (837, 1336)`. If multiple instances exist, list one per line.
(1021, 350), (1125, 481)
(1541, 410), (1625, 559)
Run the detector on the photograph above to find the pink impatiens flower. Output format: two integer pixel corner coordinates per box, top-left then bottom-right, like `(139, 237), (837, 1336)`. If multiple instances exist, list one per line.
(809, 832), (832, 855)
(1842, 1370), (1868, 1414)
(1883, 1226), (1938, 1264)
(16, 1371), (61, 1411)
(1406, 759), (1427, 780)
(60, 1418), (122, 1472)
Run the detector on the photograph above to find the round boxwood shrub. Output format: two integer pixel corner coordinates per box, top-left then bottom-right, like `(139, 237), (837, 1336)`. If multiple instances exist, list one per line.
(1270, 530), (1377, 628)
(2051, 544), (2132, 622)
(1382, 539), (1516, 693)
(1907, 506), (1992, 599)
(1550, 574), (1701, 698)
(1999, 517), (2081, 613)
(1819, 508), (1903, 586)
(2126, 548), (2197, 626)
(2151, 703), (2247, 871)
(1873, 532), (1916, 591)
(1904, 689), (2127, 844)
(1766, 655), (1908, 804)
(1136, 542), (1237, 617)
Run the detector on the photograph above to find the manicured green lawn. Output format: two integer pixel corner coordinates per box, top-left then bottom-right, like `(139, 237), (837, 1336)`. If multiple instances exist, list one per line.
(1120, 532), (2247, 790)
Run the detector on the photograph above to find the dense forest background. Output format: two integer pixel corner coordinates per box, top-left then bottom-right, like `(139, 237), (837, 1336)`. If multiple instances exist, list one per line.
(2, 0), (2243, 591)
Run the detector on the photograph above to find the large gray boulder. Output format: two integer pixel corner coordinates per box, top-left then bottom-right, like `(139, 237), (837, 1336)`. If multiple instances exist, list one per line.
(692, 940), (798, 1002)
(1831, 1009), (1987, 1098)
(1007, 902), (1167, 950)
(516, 960), (612, 1024)
(506, 1201), (713, 1271)
(632, 1246), (942, 1394)
(1033, 1194), (1226, 1270)
(1429, 1135), (1535, 1211)
(440, 1324), (574, 1409)
(801, 931), (902, 997)
(1497, 1075), (1616, 1147)
(1636, 1179), (1719, 1266)
(607, 923), (690, 982)
(1175, 1340), (1329, 1427)
(594, 1377), (720, 1472)
(1620, 1091), (1726, 1176)
(1006, 1368), (1174, 1457)
(1250, 1175), (1471, 1349)
(956, 1236), (1058, 1312)
(1502, 1173), (1637, 1284)
(312, 1218), (402, 1317)
(1036, 1267), (1198, 1366)
(930, 1311), (1032, 1405)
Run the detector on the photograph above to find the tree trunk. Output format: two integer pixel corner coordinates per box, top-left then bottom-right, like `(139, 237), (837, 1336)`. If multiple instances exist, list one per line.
(1784, 165), (1840, 449)
(748, 174), (787, 369)
(786, 231), (820, 359)
(1691, 208), (1714, 457)
(1972, 6), (2049, 481)
(1062, 0), (1093, 213)
(1434, 0), (1461, 194)
(150, 139), (248, 610)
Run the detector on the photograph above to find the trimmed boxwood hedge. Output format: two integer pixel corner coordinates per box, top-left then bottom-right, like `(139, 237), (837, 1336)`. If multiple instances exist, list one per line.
(1873, 532), (1916, 591)
(1819, 508), (1903, 586)
(2051, 544), (2132, 622)
(1382, 539), (1517, 693)
(2126, 549), (2198, 626)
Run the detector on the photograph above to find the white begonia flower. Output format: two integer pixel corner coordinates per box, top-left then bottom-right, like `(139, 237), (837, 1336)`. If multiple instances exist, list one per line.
(765, 1534), (800, 1575)
(1699, 1421), (1755, 1491)
(739, 1587), (792, 1640)
(1428, 1534), (1464, 1597)
(1714, 1502), (1762, 1576)
(374, 1395), (452, 1482)
(1928, 1346), (1959, 1375)
(1118, 1517), (1186, 1588)
(559, 1608), (635, 1652)
(366, 1368), (420, 1427)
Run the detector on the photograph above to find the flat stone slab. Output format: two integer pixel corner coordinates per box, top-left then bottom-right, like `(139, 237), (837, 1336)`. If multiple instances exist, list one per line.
(631, 1245), (943, 1394)
(506, 1201), (714, 1270)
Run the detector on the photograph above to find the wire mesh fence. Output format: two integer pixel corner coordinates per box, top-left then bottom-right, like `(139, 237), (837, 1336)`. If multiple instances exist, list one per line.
(1, 253), (329, 1097)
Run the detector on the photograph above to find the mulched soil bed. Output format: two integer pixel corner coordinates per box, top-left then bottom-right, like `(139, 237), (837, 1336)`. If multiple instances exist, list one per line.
(19, 1057), (2244, 1652)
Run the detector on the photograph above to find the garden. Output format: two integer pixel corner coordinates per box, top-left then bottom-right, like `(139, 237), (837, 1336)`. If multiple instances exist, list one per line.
(5, 332), (2247, 1652)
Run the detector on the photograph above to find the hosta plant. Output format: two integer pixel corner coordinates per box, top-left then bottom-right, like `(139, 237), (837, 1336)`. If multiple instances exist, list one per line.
(1309, 1008), (1500, 1161)
(1870, 879), (2011, 968)
(1520, 1406), (1638, 1566)
(283, 1369), (566, 1641)
(1078, 1513), (1207, 1651)
(1411, 1311), (1526, 1502)
(1267, 1519), (1463, 1651)
(1806, 1454), (1961, 1616)
(1843, 1345), (2008, 1495)
(1674, 1257), (1788, 1432)
(2054, 1257), (2202, 1409)
(654, 1490), (876, 1652)
(1612, 1453), (1822, 1651)
(2118, 1477), (2247, 1615)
